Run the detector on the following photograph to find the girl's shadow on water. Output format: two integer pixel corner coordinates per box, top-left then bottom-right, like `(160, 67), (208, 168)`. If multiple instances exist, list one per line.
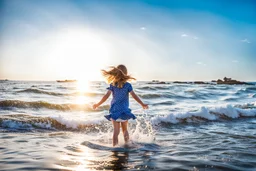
(102, 143), (161, 170)
(81, 141), (161, 170)
(105, 151), (129, 170)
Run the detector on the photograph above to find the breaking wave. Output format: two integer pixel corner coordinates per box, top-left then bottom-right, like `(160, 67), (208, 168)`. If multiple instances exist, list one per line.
(136, 86), (170, 90)
(17, 88), (64, 96)
(16, 88), (103, 96)
(1, 103), (256, 132)
(0, 114), (105, 131)
(0, 100), (109, 111)
(151, 103), (256, 125)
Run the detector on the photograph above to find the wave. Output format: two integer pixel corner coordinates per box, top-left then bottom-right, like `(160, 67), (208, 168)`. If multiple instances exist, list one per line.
(0, 114), (105, 131)
(235, 86), (256, 95)
(136, 86), (170, 91)
(16, 88), (104, 97)
(139, 93), (162, 98)
(246, 86), (256, 91)
(139, 93), (186, 99)
(0, 100), (109, 112)
(184, 88), (197, 93)
(151, 103), (256, 125)
(136, 86), (157, 90)
(1, 102), (256, 132)
(57, 86), (70, 90)
(222, 97), (239, 101)
(189, 91), (219, 99)
(17, 88), (64, 96)
(139, 91), (225, 100)
(0, 114), (154, 144)
(151, 100), (175, 106)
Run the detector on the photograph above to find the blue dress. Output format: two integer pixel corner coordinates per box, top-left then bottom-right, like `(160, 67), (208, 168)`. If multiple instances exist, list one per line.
(104, 82), (136, 121)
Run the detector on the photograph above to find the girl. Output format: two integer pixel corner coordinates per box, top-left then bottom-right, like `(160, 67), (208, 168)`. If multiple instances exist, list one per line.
(93, 64), (148, 146)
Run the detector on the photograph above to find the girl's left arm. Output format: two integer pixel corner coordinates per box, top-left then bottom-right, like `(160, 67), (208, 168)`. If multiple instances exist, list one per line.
(93, 90), (111, 109)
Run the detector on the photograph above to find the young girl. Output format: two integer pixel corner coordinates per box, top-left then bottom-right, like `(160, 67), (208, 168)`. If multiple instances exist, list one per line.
(93, 64), (148, 146)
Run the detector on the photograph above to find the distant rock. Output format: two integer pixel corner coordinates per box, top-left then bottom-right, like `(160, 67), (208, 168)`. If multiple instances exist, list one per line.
(148, 80), (169, 84)
(194, 81), (210, 84)
(150, 78), (253, 85)
(216, 77), (252, 85)
(173, 81), (211, 85)
(56, 80), (77, 83)
(0, 79), (9, 82)
(173, 81), (190, 84)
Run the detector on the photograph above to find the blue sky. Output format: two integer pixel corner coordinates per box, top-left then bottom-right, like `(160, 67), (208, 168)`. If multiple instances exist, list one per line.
(0, 0), (255, 81)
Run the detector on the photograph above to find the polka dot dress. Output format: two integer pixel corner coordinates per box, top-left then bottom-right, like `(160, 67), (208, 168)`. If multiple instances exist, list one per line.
(104, 82), (136, 121)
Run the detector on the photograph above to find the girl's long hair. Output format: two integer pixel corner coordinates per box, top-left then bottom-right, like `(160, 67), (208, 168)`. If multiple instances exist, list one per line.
(102, 65), (135, 88)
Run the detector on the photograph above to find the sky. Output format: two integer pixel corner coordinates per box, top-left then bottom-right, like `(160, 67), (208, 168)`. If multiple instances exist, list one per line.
(0, 0), (255, 81)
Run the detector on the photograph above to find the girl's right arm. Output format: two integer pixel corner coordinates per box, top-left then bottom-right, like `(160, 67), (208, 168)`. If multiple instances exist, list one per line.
(130, 91), (148, 109)
(93, 90), (111, 109)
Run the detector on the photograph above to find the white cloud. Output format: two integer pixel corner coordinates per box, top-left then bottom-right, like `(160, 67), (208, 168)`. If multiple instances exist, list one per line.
(196, 62), (206, 66)
(181, 34), (188, 37)
(241, 39), (250, 43)
(181, 34), (198, 40)
(140, 27), (146, 30)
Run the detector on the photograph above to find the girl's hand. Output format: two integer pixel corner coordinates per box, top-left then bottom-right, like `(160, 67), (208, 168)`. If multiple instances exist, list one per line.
(142, 104), (149, 109)
(93, 103), (99, 110)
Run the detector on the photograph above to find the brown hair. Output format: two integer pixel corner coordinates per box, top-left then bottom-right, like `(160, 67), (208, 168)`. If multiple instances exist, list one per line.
(102, 64), (136, 88)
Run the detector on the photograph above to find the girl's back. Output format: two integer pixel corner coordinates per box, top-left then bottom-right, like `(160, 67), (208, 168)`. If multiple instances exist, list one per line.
(109, 82), (132, 105)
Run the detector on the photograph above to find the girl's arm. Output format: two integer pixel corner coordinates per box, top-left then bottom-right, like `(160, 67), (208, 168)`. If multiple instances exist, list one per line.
(130, 91), (148, 109)
(93, 90), (111, 109)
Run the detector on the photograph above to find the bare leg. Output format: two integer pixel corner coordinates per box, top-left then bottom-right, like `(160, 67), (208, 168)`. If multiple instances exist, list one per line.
(121, 121), (129, 143)
(112, 120), (120, 146)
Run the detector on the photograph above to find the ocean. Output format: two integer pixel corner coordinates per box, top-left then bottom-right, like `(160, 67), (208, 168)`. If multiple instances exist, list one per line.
(1, 80), (256, 171)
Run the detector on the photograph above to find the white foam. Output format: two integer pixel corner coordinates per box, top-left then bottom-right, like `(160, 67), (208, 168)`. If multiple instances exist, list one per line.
(236, 108), (256, 117)
(211, 105), (239, 118)
(177, 107), (217, 120)
(151, 114), (178, 125)
(151, 104), (256, 125)
(151, 106), (217, 125)
(50, 115), (105, 129)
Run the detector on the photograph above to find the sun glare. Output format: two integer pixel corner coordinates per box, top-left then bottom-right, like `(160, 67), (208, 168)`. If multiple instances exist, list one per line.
(48, 27), (110, 81)
(75, 79), (90, 104)
(76, 79), (90, 93)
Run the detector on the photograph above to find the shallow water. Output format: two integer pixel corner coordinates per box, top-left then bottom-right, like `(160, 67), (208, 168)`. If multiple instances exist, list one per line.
(1, 80), (256, 170)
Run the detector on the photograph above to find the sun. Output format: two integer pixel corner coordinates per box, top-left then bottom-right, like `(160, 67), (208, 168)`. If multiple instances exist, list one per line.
(76, 79), (89, 93)
(48, 27), (110, 82)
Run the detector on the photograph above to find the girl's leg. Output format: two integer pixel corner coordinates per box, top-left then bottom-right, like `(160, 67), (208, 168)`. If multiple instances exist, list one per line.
(121, 121), (129, 143)
(112, 120), (120, 146)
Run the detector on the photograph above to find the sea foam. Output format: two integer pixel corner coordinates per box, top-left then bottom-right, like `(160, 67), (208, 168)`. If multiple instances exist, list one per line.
(151, 103), (256, 125)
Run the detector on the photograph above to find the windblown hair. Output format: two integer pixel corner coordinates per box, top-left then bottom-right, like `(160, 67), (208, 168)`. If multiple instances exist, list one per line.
(102, 65), (136, 88)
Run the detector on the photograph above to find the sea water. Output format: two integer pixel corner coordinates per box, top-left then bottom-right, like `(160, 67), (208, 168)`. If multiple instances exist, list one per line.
(1, 80), (256, 170)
